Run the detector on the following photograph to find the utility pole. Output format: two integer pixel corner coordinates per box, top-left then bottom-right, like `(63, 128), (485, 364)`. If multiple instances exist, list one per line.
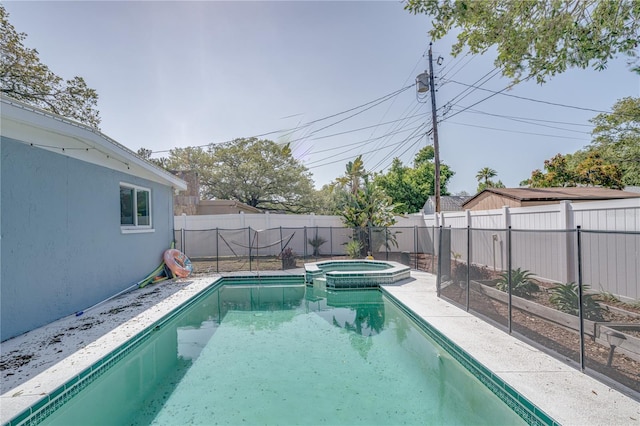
(428, 42), (441, 213)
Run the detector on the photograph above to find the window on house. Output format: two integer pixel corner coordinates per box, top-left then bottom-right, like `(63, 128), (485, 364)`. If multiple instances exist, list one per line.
(120, 183), (152, 229)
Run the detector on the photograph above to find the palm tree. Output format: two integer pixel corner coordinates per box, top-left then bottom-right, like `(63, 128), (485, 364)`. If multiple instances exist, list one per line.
(336, 155), (365, 194)
(476, 167), (497, 185)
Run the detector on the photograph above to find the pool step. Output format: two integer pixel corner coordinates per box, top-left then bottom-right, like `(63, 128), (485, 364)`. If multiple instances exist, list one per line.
(312, 277), (327, 289)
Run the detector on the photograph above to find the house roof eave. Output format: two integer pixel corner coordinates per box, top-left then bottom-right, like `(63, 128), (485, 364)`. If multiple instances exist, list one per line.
(0, 95), (187, 191)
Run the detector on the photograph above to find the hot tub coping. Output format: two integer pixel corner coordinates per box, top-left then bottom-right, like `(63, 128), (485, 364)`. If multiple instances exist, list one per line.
(304, 259), (411, 289)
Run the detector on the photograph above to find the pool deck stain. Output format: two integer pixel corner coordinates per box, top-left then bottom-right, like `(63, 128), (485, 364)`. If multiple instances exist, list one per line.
(1, 270), (638, 425)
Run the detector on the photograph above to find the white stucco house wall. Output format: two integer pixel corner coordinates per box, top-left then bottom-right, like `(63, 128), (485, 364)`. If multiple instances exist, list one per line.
(1, 95), (187, 341)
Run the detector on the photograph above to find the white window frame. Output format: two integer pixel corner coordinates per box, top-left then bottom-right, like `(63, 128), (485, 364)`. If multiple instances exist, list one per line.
(120, 182), (154, 234)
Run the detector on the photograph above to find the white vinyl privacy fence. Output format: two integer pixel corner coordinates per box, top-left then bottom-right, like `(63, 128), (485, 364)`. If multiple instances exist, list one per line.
(173, 199), (638, 301)
(425, 199), (640, 301)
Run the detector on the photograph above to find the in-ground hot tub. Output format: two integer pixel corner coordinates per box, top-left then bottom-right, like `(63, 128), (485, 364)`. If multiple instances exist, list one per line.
(304, 259), (411, 289)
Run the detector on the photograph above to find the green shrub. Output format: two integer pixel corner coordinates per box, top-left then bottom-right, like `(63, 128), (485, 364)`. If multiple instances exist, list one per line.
(307, 236), (327, 256)
(495, 268), (540, 298)
(451, 262), (493, 283)
(280, 247), (296, 269)
(549, 282), (607, 321)
(345, 240), (363, 259)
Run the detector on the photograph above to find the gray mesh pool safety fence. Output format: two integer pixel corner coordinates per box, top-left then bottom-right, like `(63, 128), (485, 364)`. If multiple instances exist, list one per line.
(174, 224), (639, 400)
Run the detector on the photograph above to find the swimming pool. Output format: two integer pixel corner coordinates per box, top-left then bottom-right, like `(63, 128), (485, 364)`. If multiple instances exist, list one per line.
(7, 277), (553, 425)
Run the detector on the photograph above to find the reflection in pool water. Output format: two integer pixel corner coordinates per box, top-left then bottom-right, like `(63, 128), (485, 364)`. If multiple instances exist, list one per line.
(39, 282), (525, 426)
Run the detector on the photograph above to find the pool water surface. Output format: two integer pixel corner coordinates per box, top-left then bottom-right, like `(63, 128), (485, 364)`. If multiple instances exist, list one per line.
(27, 281), (527, 425)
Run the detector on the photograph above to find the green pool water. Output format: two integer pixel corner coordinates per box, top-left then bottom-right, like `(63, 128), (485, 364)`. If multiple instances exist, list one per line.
(39, 283), (525, 425)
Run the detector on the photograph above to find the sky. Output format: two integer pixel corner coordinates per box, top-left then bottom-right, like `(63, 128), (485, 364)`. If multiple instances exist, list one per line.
(4, 1), (639, 195)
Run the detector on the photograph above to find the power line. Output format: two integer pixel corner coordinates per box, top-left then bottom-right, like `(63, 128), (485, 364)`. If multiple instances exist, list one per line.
(287, 112), (428, 144)
(364, 48), (429, 143)
(361, 101), (422, 159)
(449, 108), (591, 134)
(306, 122), (426, 167)
(442, 79), (612, 114)
(440, 52), (475, 81)
(307, 128), (427, 170)
(439, 68), (501, 112)
(440, 85), (509, 123)
(307, 121), (425, 157)
(303, 85), (414, 138)
(460, 108), (593, 127)
(151, 83), (414, 155)
(377, 131), (427, 172)
(368, 121), (432, 171)
(444, 120), (589, 141)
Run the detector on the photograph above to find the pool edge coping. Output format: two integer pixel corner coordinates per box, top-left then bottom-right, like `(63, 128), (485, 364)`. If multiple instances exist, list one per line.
(5, 272), (637, 425)
(3, 274), (555, 426)
(2, 275), (305, 426)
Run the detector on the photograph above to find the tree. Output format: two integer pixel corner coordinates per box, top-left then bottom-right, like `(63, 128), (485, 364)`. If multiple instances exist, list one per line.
(313, 184), (342, 215)
(206, 137), (317, 213)
(574, 152), (624, 189)
(521, 152), (623, 189)
(332, 158), (397, 256)
(589, 97), (640, 185)
(136, 148), (169, 169)
(0, 5), (101, 127)
(521, 154), (578, 188)
(475, 167), (497, 185)
(374, 146), (454, 214)
(477, 179), (505, 193)
(341, 175), (397, 257)
(335, 155), (365, 194)
(522, 97), (638, 189)
(405, 0), (640, 83)
(475, 167), (505, 192)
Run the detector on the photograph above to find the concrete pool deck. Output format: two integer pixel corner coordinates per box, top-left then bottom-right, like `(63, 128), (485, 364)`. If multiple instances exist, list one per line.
(1, 270), (638, 425)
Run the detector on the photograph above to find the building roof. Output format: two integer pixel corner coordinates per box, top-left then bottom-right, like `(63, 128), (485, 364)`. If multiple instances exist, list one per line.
(462, 187), (640, 208)
(1, 95), (187, 191)
(423, 195), (471, 213)
(199, 199), (262, 213)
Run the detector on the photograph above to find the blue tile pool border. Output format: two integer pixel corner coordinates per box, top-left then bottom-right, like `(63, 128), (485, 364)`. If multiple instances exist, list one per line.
(379, 286), (559, 426)
(4, 275), (304, 426)
(305, 260), (411, 289)
(7, 275), (557, 426)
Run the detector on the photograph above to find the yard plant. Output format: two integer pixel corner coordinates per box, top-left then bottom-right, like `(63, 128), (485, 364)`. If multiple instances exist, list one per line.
(495, 267), (540, 298)
(307, 235), (327, 257)
(549, 282), (607, 321)
(279, 247), (296, 269)
(345, 240), (363, 259)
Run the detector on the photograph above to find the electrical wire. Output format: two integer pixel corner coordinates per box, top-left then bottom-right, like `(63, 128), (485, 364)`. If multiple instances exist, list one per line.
(305, 123), (427, 167)
(306, 121), (426, 157)
(439, 68), (502, 113)
(303, 85), (414, 138)
(459, 108), (593, 128)
(362, 101), (422, 158)
(444, 121), (590, 141)
(449, 108), (591, 134)
(368, 121), (432, 171)
(307, 130), (428, 170)
(151, 83), (414, 155)
(363, 48), (429, 144)
(442, 79), (612, 114)
(439, 85), (509, 123)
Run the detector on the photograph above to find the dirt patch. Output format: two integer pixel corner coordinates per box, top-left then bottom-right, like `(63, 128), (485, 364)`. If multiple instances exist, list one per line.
(47, 333), (65, 346)
(189, 255), (350, 275)
(136, 288), (161, 299)
(102, 303), (143, 316)
(441, 282), (640, 394)
(0, 353), (34, 372)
